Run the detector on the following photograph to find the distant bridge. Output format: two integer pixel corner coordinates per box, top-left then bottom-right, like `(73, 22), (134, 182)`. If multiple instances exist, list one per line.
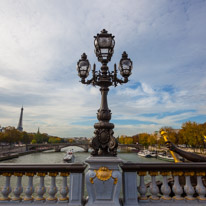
(26, 143), (141, 152)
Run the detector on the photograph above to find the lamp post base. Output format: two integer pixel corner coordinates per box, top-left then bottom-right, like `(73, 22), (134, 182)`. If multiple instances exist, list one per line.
(85, 156), (123, 206)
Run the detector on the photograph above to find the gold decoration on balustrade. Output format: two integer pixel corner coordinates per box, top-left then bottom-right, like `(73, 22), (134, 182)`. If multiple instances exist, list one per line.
(25, 172), (35, 176)
(160, 171), (171, 176)
(90, 177), (95, 184)
(89, 167), (118, 185)
(185, 196), (195, 201)
(14, 172), (24, 176)
(139, 196), (148, 200)
(59, 197), (69, 201)
(161, 196), (171, 200)
(196, 171), (206, 176)
(24, 196), (34, 201)
(172, 196), (184, 200)
(60, 172), (70, 176)
(47, 197), (57, 201)
(49, 172), (58, 177)
(0, 197), (11, 201)
(12, 196), (22, 201)
(149, 196), (159, 200)
(36, 196), (45, 201)
(37, 172), (47, 176)
(138, 171), (147, 176)
(172, 171), (183, 176)
(95, 167), (112, 181)
(149, 171), (159, 176)
(2, 172), (12, 177)
(197, 196), (206, 201)
(184, 171), (195, 176)
(111, 176), (118, 184)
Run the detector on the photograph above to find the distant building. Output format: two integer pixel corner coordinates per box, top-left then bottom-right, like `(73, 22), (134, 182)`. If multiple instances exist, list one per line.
(17, 106), (24, 131)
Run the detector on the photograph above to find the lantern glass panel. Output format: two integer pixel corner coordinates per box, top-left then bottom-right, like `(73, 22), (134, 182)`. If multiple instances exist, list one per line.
(122, 60), (132, 70)
(98, 37), (112, 47)
(79, 61), (90, 72)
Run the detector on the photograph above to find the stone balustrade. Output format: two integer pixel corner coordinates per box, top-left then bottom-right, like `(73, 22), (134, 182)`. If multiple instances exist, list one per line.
(121, 162), (206, 206)
(1, 162), (206, 205)
(0, 163), (86, 206)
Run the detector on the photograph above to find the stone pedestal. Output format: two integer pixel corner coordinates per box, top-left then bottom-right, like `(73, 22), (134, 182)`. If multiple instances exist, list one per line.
(85, 156), (122, 206)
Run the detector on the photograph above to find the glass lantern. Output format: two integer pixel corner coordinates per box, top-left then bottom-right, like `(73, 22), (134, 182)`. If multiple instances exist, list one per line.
(119, 51), (133, 78)
(94, 29), (115, 63)
(77, 53), (91, 79)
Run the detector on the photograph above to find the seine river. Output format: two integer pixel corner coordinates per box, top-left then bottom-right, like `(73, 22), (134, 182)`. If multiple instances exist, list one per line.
(2, 146), (167, 164)
(1, 146), (167, 198)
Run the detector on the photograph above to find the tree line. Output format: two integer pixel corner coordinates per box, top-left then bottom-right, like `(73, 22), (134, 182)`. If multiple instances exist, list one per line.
(117, 121), (206, 148)
(0, 127), (74, 145)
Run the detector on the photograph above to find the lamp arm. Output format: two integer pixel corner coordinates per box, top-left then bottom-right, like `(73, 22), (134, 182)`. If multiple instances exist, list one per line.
(81, 77), (94, 85)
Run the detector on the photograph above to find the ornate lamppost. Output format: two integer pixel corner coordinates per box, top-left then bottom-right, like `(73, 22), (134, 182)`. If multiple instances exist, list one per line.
(77, 29), (133, 156)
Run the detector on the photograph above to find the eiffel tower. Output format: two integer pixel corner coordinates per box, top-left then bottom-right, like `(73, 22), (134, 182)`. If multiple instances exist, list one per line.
(17, 106), (24, 131)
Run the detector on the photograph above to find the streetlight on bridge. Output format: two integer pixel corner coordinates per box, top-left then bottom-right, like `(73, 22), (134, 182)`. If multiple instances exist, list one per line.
(77, 29), (133, 156)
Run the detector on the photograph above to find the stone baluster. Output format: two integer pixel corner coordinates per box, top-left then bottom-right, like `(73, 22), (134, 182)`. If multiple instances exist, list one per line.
(160, 171), (171, 201)
(172, 171), (184, 201)
(149, 171), (159, 200)
(184, 171), (195, 201)
(122, 171), (138, 206)
(36, 172), (47, 202)
(12, 172), (23, 201)
(47, 172), (58, 202)
(24, 172), (35, 202)
(0, 173), (12, 201)
(196, 172), (206, 201)
(138, 171), (147, 201)
(59, 172), (69, 202)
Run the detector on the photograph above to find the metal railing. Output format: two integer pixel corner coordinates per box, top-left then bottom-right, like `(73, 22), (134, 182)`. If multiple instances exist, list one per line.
(120, 162), (206, 205)
(0, 163), (86, 205)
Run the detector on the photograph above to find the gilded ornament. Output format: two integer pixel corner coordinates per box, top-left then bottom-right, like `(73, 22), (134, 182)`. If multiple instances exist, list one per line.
(49, 172), (58, 177)
(138, 171), (147, 176)
(172, 171), (183, 176)
(184, 171), (195, 176)
(0, 197), (10, 201)
(59, 197), (69, 201)
(111, 176), (118, 185)
(90, 177), (95, 184)
(196, 171), (205, 176)
(139, 196), (147, 200)
(149, 171), (159, 176)
(2, 172), (12, 177)
(25, 172), (35, 176)
(47, 197), (57, 201)
(14, 172), (23, 177)
(161, 196), (171, 200)
(94, 167), (112, 181)
(160, 171), (171, 176)
(35, 197), (45, 201)
(60, 172), (70, 176)
(172, 196), (184, 200)
(37, 172), (47, 177)
(24, 197), (34, 201)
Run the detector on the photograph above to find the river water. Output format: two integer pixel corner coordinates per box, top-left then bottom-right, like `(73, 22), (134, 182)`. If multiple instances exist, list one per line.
(2, 146), (167, 164)
(1, 146), (168, 198)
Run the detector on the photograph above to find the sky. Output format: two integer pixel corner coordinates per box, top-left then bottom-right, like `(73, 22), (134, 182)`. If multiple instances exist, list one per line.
(0, 0), (206, 138)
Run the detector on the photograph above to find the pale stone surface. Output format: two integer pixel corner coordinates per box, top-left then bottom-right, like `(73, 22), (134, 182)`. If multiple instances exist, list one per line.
(85, 156), (123, 206)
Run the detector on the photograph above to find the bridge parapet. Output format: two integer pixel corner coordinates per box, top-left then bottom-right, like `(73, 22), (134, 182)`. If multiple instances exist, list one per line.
(121, 162), (206, 205)
(0, 163), (86, 205)
(0, 162), (205, 205)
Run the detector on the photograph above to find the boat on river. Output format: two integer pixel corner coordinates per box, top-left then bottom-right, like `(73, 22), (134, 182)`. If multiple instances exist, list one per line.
(63, 150), (75, 162)
(157, 152), (174, 162)
(138, 150), (152, 158)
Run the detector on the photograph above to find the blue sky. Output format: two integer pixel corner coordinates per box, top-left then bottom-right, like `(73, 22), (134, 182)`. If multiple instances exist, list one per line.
(0, 0), (205, 137)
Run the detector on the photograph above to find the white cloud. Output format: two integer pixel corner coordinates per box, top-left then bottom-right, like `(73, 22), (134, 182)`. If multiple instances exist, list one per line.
(0, 0), (205, 137)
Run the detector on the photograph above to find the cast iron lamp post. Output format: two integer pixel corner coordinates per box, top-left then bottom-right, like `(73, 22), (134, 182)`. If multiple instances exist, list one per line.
(77, 29), (133, 156)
